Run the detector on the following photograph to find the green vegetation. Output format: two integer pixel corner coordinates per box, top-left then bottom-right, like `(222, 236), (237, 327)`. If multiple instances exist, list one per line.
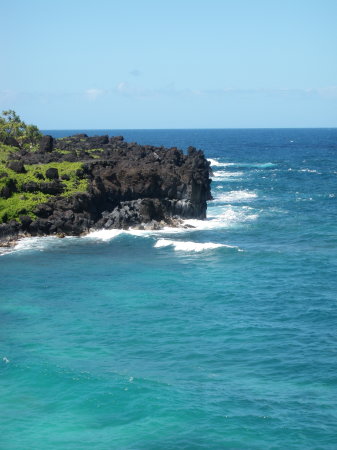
(0, 111), (92, 224)
(0, 192), (51, 223)
(0, 143), (19, 163)
(0, 162), (88, 223)
(55, 146), (105, 159)
(0, 110), (42, 149)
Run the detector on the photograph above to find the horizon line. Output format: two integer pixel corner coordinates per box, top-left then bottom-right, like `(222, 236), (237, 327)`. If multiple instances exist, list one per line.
(41, 126), (337, 131)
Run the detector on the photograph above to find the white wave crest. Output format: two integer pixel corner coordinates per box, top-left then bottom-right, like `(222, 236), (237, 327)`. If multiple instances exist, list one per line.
(299, 168), (319, 173)
(208, 160), (276, 169)
(13, 236), (63, 252)
(85, 225), (192, 242)
(213, 190), (257, 202)
(208, 158), (234, 167)
(154, 239), (239, 252)
(240, 162), (275, 169)
(85, 229), (124, 241)
(211, 170), (244, 181)
(184, 206), (258, 230)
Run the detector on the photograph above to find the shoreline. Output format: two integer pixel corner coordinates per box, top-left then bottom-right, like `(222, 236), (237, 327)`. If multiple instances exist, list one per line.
(0, 217), (196, 253)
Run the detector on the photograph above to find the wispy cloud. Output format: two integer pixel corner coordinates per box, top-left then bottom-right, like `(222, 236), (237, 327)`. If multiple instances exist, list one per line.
(114, 82), (337, 99)
(114, 82), (194, 99)
(84, 88), (107, 101)
(2, 85), (337, 105)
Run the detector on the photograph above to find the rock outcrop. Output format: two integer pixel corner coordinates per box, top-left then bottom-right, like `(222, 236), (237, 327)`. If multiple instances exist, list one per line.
(0, 134), (212, 242)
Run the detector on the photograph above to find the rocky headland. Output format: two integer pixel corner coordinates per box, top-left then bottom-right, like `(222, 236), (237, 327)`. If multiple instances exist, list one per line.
(0, 133), (212, 245)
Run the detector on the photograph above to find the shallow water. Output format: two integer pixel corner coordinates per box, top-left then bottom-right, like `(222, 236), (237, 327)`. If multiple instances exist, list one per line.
(1, 129), (337, 449)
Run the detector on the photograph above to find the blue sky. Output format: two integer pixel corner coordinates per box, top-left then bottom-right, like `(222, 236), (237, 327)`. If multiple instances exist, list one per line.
(1, 0), (337, 128)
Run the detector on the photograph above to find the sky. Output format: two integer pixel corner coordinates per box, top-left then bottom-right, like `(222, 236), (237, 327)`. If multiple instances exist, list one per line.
(1, 0), (337, 129)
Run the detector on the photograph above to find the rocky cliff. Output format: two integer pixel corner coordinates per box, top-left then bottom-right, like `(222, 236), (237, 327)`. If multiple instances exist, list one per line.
(0, 134), (212, 243)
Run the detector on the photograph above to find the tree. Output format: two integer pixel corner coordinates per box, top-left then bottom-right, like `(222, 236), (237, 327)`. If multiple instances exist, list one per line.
(0, 110), (42, 148)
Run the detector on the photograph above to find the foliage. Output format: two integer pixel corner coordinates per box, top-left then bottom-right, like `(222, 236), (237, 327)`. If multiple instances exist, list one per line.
(0, 192), (50, 223)
(0, 144), (18, 164)
(0, 161), (89, 223)
(55, 146), (105, 159)
(0, 110), (42, 148)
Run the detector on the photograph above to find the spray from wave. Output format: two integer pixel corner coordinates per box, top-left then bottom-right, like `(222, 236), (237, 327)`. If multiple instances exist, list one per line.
(212, 190), (257, 202)
(154, 239), (241, 252)
(208, 159), (276, 169)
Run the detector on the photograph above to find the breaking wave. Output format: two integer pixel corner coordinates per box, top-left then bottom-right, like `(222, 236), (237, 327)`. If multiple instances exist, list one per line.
(212, 190), (257, 202)
(154, 239), (241, 252)
(208, 159), (276, 169)
(211, 170), (244, 181)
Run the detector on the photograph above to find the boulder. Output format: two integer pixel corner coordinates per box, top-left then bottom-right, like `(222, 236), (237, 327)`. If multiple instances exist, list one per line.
(7, 160), (26, 173)
(39, 181), (64, 195)
(20, 215), (32, 230)
(22, 181), (40, 193)
(3, 136), (20, 148)
(45, 167), (59, 180)
(39, 135), (54, 153)
(0, 178), (17, 198)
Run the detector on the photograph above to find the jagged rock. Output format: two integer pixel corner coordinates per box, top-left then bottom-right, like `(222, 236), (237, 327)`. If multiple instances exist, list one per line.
(3, 136), (20, 148)
(0, 220), (21, 241)
(35, 172), (45, 180)
(0, 178), (17, 198)
(20, 215), (32, 230)
(46, 167), (59, 180)
(29, 218), (51, 234)
(22, 181), (40, 193)
(39, 135), (54, 153)
(1, 133), (212, 242)
(39, 181), (64, 195)
(34, 203), (54, 218)
(0, 186), (13, 199)
(101, 198), (165, 229)
(7, 160), (26, 173)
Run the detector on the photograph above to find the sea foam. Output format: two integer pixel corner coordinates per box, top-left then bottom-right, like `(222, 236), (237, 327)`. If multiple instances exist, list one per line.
(207, 158), (234, 167)
(211, 170), (244, 181)
(212, 190), (257, 202)
(208, 159), (276, 169)
(154, 239), (239, 252)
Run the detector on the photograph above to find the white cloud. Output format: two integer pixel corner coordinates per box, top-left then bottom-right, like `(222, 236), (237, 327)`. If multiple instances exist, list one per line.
(84, 88), (106, 101)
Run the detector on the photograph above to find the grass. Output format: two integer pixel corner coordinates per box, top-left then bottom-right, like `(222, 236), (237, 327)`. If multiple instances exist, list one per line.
(0, 161), (89, 223)
(0, 192), (51, 223)
(55, 147), (105, 159)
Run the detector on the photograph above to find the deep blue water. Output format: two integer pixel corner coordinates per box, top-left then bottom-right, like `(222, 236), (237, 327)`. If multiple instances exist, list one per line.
(1, 129), (337, 449)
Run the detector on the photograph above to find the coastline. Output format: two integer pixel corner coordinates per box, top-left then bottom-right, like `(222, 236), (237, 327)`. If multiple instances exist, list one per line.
(1, 133), (212, 245)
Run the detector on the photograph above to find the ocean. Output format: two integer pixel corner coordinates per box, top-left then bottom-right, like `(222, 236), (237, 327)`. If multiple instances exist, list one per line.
(1, 129), (337, 449)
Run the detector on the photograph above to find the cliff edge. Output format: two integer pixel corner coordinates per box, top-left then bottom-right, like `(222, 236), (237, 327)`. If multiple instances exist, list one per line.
(0, 134), (212, 243)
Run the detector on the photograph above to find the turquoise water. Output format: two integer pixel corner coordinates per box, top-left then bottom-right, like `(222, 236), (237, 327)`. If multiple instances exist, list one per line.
(1, 129), (337, 449)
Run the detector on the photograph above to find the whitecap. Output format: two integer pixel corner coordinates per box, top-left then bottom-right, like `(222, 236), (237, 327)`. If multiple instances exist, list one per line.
(299, 168), (319, 173)
(85, 229), (124, 241)
(13, 236), (65, 253)
(235, 162), (276, 169)
(207, 158), (234, 167)
(212, 190), (257, 202)
(183, 206), (258, 230)
(154, 239), (239, 252)
(211, 170), (244, 181)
